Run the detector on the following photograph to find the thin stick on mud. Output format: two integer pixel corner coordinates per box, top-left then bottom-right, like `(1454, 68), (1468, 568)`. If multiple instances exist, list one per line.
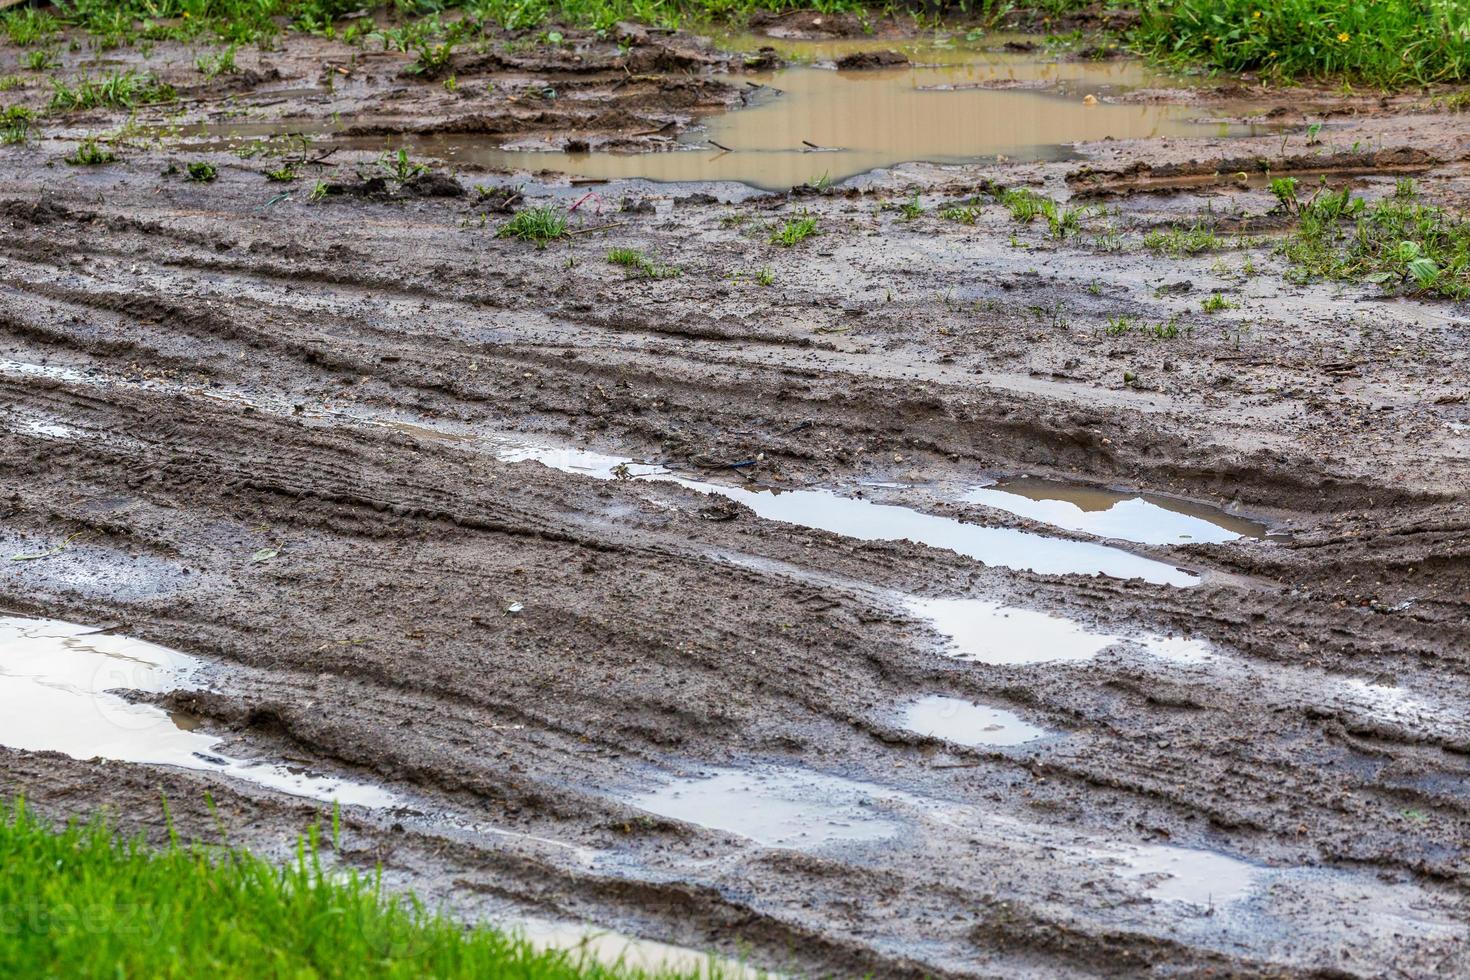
(567, 222), (629, 237)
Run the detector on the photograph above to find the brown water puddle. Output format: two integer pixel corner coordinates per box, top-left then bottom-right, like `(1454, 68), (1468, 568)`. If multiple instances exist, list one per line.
(442, 42), (1251, 189)
(179, 36), (1263, 191)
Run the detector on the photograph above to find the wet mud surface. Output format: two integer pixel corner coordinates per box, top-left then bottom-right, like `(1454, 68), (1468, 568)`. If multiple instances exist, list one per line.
(3, 13), (1470, 979)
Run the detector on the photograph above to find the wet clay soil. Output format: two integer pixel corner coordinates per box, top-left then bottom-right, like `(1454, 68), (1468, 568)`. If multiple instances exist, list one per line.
(2, 11), (1470, 979)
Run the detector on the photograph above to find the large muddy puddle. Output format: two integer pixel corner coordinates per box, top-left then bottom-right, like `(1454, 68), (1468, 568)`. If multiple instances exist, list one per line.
(481, 36), (1258, 188)
(0, 616), (393, 807)
(182, 35), (1264, 190)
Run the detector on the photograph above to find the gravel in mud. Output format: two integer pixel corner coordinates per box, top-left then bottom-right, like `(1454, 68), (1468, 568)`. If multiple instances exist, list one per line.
(1, 15), (1469, 978)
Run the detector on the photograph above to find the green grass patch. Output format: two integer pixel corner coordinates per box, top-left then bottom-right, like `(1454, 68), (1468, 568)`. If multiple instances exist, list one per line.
(187, 160), (218, 182)
(1, 105), (35, 145)
(1, 7), (60, 47)
(1278, 182), (1470, 298)
(1001, 187), (1051, 223)
(65, 136), (115, 165)
(50, 71), (176, 112)
(1142, 221), (1223, 256)
(0, 798), (733, 978)
(608, 246), (680, 278)
(5, 0), (1469, 88)
(769, 213), (818, 246)
(1105, 314), (1186, 339)
(196, 45), (239, 77)
(1135, 0), (1470, 87)
(999, 188), (1088, 239)
(939, 201), (981, 225)
(499, 205), (571, 246)
(380, 147), (429, 181)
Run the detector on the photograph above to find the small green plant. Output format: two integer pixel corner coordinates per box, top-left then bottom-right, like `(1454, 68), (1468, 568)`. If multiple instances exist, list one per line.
(1395, 177), (1417, 199)
(1202, 292), (1235, 313)
(379, 147), (428, 182)
(1, 105), (35, 145)
(1147, 317), (1183, 339)
(498, 206), (570, 247)
(1001, 187), (1050, 223)
(1269, 176), (1300, 212)
(408, 40), (455, 77)
(372, 20), (434, 53)
(755, 266), (775, 286)
(65, 137), (115, 166)
(1093, 227), (1123, 252)
(939, 203), (979, 224)
(1143, 222), (1222, 256)
(1046, 203), (1087, 240)
(50, 71), (175, 112)
(265, 164), (300, 182)
(770, 213), (818, 247)
(899, 193), (924, 220)
(309, 179), (329, 202)
(186, 161), (218, 183)
(195, 46), (238, 78)
(1104, 315), (1134, 336)
(607, 246), (679, 279)
(24, 48), (56, 72)
(2, 7), (59, 47)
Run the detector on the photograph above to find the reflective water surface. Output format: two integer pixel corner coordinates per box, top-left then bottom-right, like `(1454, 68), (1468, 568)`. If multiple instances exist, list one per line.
(181, 36), (1263, 190)
(0, 616), (394, 807)
(967, 476), (1268, 545)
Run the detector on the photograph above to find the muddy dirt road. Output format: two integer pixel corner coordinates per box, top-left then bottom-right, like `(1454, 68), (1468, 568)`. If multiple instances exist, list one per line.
(2, 13), (1470, 978)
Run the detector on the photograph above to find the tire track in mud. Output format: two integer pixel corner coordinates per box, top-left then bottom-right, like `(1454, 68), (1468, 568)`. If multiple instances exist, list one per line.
(0, 214), (1433, 525)
(8, 371), (1470, 875)
(2, 169), (1469, 975)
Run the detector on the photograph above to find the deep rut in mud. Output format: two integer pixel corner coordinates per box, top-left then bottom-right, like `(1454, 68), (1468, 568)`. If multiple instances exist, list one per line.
(3, 15), (1470, 979)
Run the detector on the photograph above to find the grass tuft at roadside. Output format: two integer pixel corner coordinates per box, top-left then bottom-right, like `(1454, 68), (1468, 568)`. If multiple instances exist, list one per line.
(0, 798), (732, 979)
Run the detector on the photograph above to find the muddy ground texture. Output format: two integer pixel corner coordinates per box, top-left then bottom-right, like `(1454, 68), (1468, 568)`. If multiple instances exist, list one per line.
(3, 12), (1470, 979)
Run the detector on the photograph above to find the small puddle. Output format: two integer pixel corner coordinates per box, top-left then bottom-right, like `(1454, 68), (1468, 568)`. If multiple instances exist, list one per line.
(492, 442), (1197, 586)
(516, 917), (768, 978)
(0, 616), (394, 808)
(176, 36), (1266, 191)
(907, 596), (1119, 665)
(900, 695), (1049, 746)
(629, 767), (909, 847)
(965, 476), (1268, 545)
(1118, 843), (1262, 906)
(906, 596), (1214, 667)
(7, 411), (79, 441)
